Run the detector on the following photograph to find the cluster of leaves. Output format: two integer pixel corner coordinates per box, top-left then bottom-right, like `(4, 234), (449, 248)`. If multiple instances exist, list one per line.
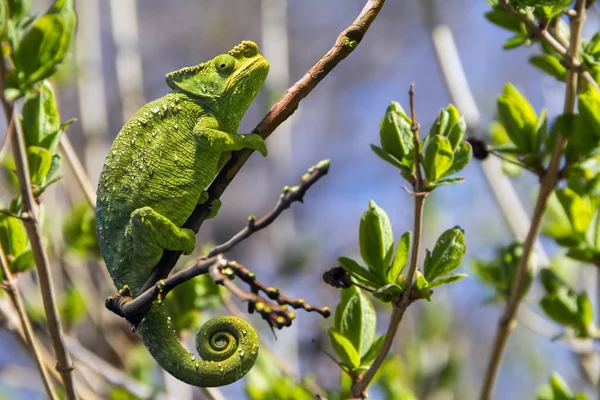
(327, 286), (384, 375)
(337, 201), (466, 303)
(536, 373), (588, 400)
(472, 241), (536, 301)
(245, 353), (314, 400)
(322, 99), (471, 396)
(485, 0), (573, 75)
(0, 0), (78, 276)
(539, 268), (596, 338)
(371, 102), (472, 190)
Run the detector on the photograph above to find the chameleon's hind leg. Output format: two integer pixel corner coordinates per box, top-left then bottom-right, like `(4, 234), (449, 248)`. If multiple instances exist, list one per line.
(130, 206), (196, 257)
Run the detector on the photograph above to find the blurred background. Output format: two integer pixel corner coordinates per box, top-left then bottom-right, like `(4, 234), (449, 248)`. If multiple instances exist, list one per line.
(2, 0), (600, 399)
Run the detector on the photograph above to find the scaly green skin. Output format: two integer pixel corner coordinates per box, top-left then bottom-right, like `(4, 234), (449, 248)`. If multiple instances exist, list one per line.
(96, 41), (268, 387)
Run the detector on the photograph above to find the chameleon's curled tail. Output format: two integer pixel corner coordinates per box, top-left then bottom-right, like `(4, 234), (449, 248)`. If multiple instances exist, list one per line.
(136, 303), (259, 387)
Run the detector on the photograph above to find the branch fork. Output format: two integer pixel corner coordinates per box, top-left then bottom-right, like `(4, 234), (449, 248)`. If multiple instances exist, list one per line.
(106, 160), (332, 330)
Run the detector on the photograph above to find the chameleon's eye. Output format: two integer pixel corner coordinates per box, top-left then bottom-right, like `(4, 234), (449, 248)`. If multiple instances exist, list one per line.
(214, 55), (236, 75)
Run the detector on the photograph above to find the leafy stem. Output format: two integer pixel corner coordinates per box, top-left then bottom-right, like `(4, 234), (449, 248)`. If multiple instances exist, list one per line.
(479, 1), (587, 399)
(350, 85), (427, 398)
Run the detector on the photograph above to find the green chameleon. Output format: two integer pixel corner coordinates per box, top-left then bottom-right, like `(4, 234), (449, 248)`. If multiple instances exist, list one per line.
(96, 41), (269, 387)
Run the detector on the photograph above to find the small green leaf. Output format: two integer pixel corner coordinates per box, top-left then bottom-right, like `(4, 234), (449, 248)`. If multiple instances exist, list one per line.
(387, 231), (411, 284)
(550, 372), (573, 400)
(379, 101), (413, 163)
(21, 80), (60, 149)
(424, 227), (466, 281)
(26, 146), (52, 185)
(328, 328), (360, 368)
(338, 256), (384, 287)
(359, 201), (394, 280)
(529, 54), (567, 81)
(497, 83), (537, 153)
(360, 335), (384, 367)
(11, 250), (34, 272)
(426, 177), (465, 190)
(7, 0), (30, 20)
(62, 202), (100, 258)
(334, 286), (376, 358)
(503, 33), (528, 49)
(373, 283), (402, 302)
(577, 85), (600, 139)
(59, 285), (86, 327)
(576, 292), (595, 337)
(555, 188), (592, 238)
(427, 273), (468, 289)
(540, 289), (579, 327)
(444, 140), (472, 178)
(424, 135), (454, 182)
(370, 144), (407, 171)
(484, 10), (523, 33)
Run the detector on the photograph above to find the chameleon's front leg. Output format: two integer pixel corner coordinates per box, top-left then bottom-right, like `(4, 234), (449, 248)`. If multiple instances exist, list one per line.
(130, 206), (196, 257)
(194, 116), (268, 157)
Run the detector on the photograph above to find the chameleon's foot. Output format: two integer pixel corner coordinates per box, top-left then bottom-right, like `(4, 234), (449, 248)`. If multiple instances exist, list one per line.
(130, 206), (196, 256)
(119, 285), (133, 296)
(241, 134), (268, 157)
(207, 199), (221, 219)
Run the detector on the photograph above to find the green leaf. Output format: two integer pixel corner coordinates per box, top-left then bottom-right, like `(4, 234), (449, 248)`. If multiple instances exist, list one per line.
(555, 188), (592, 238)
(577, 85), (600, 139)
(338, 256), (384, 287)
(370, 144), (407, 171)
(373, 283), (403, 303)
(360, 335), (384, 367)
(59, 286), (86, 327)
(550, 372), (573, 400)
(529, 54), (567, 81)
(7, 0), (30, 20)
(26, 146), (52, 185)
(334, 286), (376, 358)
(484, 10), (523, 33)
(427, 273), (468, 289)
(576, 292), (595, 337)
(21, 80), (60, 149)
(444, 140), (472, 177)
(504, 33), (528, 49)
(426, 176), (465, 190)
(430, 105), (463, 150)
(328, 328), (360, 368)
(14, 0), (76, 88)
(540, 288), (579, 327)
(0, 212), (28, 261)
(62, 202), (101, 258)
(379, 101), (413, 164)
(424, 227), (466, 281)
(359, 200), (394, 279)
(11, 250), (34, 272)
(0, 0), (7, 41)
(424, 135), (454, 182)
(497, 83), (537, 153)
(387, 231), (411, 284)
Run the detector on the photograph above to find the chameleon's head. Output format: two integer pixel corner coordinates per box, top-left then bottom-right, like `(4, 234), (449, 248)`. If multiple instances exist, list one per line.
(166, 41), (269, 115)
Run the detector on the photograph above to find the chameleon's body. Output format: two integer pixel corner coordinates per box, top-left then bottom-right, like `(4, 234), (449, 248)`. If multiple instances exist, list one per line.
(96, 41), (268, 387)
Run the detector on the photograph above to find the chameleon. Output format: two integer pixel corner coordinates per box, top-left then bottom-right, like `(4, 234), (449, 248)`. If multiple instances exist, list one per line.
(96, 41), (269, 387)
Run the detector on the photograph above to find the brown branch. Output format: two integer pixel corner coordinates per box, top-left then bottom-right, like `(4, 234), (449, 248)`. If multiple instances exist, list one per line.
(8, 107), (78, 399)
(0, 245), (58, 399)
(59, 133), (97, 208)
(479, 1), (587, 399)
(138, 0), (387, 294)
(106, 160), (331, 326)
(350, 85), (427, 398)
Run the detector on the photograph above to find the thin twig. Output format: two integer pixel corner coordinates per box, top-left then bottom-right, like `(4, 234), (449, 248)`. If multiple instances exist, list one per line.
(7, 107), (77, 399)
(0, 245), (57, 399)
(139, 0), (387, 294)
(480, 2), (587, 399)
(350, 86), (427, 398)
(59, 133), (97, 208)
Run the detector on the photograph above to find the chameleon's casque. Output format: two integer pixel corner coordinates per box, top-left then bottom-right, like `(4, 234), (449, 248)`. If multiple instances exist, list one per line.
(96, 41), (268, 387)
